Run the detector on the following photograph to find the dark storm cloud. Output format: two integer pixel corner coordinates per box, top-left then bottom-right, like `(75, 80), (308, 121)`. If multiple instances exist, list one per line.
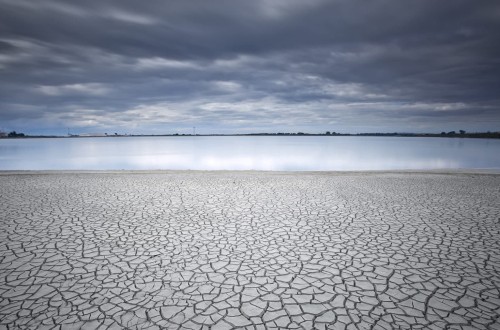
(0, 0), (499, 134)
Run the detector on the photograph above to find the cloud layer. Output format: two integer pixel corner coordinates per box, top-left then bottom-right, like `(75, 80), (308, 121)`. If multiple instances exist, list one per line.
(1, 0), (499, 134)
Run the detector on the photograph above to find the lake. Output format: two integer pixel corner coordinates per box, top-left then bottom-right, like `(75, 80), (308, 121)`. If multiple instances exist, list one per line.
(0, 136), (499, 171)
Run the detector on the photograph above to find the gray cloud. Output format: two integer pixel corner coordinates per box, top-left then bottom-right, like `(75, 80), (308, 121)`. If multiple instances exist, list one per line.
(0, 0), (499, 134)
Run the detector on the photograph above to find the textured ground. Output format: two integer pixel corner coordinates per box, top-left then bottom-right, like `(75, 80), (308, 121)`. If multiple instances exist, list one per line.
(0, 171), (500, 330)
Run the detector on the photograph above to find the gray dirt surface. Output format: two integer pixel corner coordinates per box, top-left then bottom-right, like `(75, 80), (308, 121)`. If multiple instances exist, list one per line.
(1, 171), (499, 329)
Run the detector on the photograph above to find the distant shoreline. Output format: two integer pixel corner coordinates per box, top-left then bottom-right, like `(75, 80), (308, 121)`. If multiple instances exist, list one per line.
(2, 131), (500, 139)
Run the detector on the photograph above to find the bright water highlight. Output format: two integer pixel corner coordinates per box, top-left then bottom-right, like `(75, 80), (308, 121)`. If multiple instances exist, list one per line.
(1, 136), (499, 171)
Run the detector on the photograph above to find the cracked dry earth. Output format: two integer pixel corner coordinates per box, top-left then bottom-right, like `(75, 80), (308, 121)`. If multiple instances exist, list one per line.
(1, 172), (500, 330)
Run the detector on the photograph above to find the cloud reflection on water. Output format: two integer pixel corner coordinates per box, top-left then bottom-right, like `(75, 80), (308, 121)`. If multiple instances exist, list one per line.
(0, 136), (498, 171)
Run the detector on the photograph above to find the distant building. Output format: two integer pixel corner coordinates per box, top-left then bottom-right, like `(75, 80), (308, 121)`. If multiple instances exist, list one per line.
(0, 131), (6, 137)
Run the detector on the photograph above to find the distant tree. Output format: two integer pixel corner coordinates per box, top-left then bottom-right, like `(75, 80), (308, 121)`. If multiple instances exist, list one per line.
(459, 130), (466, 135)
(441, 132), (446, 135)
(8, 131), (25, 137)
(326, 131), (331, 135)
(447, 131), (456, 135)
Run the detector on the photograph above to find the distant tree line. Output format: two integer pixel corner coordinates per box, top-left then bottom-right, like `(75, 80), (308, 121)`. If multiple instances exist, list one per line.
(353, 130), (500, 139)
(1, 130), (499, 139)
(440, 130), (466, 135)
(7, 131), (25, 137)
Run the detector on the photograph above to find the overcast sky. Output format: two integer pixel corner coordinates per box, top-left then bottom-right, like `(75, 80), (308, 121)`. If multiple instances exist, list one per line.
(1, 0), (499, 135)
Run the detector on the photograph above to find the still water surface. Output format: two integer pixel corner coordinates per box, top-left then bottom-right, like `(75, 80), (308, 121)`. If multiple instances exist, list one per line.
(0, 136), (499, 171)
